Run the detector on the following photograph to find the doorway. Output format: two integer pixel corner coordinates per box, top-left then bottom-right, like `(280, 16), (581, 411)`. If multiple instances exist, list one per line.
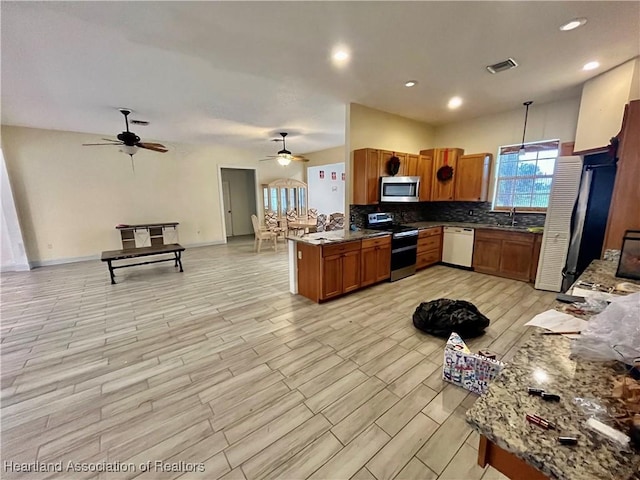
(220, 168), (257, 238)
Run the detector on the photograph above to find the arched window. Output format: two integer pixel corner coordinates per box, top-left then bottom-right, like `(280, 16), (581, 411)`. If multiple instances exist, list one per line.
(261, 178), (308, 217)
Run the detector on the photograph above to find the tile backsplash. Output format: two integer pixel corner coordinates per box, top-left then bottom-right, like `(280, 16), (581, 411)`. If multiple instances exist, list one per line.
(350, 202), (546, 229)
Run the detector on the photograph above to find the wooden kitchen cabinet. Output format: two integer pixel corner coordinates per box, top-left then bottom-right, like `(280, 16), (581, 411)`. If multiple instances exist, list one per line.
(353, 148), (383, 205)
(361, 236), (392, 286)
(398, 154), (419, 177)
(418, 155), (433, 201)
(321, 241), (361, 299)
(530, 234), (543, 283)
(455, 153), (492, 202)
(416, 227), (442, 270)
(472, 236), (502, 274)
(602, 100), (640, 252)
(473, 229), (541, 282)
(501, 238), (535, 281)
(380, 150), (408, 176)
(420, 148), (464, 201)
(297, 236), (394, 302)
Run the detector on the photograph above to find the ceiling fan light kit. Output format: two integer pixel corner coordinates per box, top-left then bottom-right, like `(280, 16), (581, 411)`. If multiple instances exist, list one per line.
(82, 108), (168, 160)
(260, 132), (309, 165)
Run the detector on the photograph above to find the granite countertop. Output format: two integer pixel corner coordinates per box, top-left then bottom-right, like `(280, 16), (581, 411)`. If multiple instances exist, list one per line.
(287, 229), (390, 246)
(405, 221), (544, 233)
(466, 259), (640, 480)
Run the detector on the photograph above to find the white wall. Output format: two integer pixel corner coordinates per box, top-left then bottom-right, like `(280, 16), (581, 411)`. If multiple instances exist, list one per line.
(574, 57), (639, 152)
(303, 146), (346, 174)
(349, 103), (435, 153)
(347, 103), (436, 206)
(307, 163), (345, 217)
(221, 168), (256, 236)
(433, 97), (581, 199)
(1, 149), (30, 271)
(1, 125), (289, 264)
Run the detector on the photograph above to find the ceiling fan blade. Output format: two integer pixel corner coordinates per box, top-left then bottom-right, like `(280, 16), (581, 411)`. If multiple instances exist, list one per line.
(82, 142), (123, 146)
(137, 142), (168, 153)
(292, 157), (310, 162)
(101, 138), (121, 143)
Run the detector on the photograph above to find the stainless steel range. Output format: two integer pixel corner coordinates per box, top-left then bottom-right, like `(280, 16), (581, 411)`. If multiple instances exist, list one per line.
(366, 213), (419, 281)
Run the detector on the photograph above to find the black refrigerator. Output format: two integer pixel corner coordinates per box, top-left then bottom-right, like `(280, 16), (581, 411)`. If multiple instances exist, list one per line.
(561, 151), (617, 292)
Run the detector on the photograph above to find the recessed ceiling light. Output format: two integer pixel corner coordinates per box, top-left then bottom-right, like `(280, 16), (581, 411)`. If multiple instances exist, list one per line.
(332, 48), (350, 64)
(405, 81), (418, 88)
(559, 18), (587, 31)
(448, 96), (463, 109)
(583, 61), (600, 71)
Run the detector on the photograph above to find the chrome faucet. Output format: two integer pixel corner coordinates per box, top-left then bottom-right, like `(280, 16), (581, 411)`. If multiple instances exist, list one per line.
(509, 207), (517, 227)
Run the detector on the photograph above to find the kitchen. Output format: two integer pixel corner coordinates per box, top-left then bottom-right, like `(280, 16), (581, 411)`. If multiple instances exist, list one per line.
(292, 57), (639, 305)
(283, 99), (640, 480)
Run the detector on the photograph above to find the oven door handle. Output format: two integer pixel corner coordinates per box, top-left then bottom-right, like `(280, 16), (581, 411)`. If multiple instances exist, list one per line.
(392, 245), (417, 254)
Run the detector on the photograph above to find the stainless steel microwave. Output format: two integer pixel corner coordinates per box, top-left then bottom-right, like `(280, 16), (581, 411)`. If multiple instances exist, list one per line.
(380, 176), (421, 202)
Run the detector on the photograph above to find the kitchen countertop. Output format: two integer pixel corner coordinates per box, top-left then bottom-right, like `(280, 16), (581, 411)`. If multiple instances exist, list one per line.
(466, 260), (640, 480)
(287, 229), (390, 246)
(405, 221), (544, 233)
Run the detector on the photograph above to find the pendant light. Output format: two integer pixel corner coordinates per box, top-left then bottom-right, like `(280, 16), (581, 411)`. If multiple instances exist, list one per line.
(519, 101), (533, 155)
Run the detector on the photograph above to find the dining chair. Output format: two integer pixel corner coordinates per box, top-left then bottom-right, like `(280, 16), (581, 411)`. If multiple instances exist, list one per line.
(251, 214), (277, 253)
(316, 214), (327, 232)
(308, 208), (318, 219)
(265, 210), (286, 242)
(329, 212), (345, 231)
(286, 209), (304, 236)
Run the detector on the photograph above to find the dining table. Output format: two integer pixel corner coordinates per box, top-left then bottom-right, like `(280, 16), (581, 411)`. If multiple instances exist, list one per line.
(281, 217), (318, 235)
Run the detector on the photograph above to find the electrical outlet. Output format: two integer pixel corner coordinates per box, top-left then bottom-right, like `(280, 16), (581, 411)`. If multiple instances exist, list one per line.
(468, 210), (474, 216)
(297, 251), (302, 260)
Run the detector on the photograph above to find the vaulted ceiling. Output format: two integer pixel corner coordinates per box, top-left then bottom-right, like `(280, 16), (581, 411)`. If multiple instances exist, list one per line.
(2, 1), (638, 157)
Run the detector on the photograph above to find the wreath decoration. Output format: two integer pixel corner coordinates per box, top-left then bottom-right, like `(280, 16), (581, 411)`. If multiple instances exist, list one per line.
(436, 165), (454, 181)
(387, 156), (401, 176)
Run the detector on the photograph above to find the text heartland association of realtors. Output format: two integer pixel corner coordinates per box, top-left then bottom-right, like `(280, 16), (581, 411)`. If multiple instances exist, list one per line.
(3, 461), (206, 473)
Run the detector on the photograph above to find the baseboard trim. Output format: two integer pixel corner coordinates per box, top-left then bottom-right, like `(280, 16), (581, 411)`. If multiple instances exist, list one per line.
(27, 240), (228, 268)
(0, 263), (31, 272)
(184, 240), (227, 248)
(30, 254), (100, 268)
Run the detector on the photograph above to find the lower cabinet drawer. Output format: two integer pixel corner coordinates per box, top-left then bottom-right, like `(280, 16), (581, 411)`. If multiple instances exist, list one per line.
(417, 249), (440, 269)
(418, 235), (441, 251)
(418, 227), (442, 238)
(361, 235), (391, 249)
(322, 240), (361, 257)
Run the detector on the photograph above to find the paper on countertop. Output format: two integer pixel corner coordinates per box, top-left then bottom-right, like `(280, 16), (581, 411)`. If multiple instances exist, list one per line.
(524, 309), (589, 338)
(571, 287), (621, 302)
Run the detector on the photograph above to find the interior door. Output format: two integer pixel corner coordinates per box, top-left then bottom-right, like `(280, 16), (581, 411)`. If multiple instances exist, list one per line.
(222, 180), (234, 237)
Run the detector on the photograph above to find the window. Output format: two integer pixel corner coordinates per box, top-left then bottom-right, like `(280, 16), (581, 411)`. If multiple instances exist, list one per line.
(261, 179), (308, 217)
(493, 139), (560, 211)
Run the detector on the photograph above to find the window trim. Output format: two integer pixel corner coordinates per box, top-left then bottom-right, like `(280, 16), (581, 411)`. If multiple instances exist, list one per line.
(492, 139), (560, 212)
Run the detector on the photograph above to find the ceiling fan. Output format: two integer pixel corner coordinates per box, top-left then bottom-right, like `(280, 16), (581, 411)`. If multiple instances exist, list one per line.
(82, 109), (169, 160)
(260, 132), (309, 166)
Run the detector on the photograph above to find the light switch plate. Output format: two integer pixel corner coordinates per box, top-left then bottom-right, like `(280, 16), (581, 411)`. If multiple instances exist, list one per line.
(297, 251), (302, 259)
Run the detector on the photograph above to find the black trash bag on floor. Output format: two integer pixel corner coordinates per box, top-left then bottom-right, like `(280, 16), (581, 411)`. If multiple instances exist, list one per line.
(412, 298), (489, 339)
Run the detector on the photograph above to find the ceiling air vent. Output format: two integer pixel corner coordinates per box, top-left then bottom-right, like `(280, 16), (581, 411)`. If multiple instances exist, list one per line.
(486, 58), (518, 74)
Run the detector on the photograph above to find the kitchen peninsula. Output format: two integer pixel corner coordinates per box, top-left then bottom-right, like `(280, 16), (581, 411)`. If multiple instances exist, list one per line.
(287, 229), (391, 303)
(466, 260), (640, 480)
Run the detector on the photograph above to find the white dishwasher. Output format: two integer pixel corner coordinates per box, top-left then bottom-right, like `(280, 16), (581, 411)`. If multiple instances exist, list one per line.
(442, 227), (475, 268)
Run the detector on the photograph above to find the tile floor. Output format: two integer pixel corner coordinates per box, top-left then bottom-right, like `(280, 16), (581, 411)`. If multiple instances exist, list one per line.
(0, 237), (556, 479)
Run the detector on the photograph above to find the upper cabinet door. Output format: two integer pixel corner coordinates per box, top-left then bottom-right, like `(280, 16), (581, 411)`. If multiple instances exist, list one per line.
(401, 154), (419, 177)
(353, 148), (381, 205)
(380, 150), (407, 177)
(418, 155), (433, 201)
(421, 148), (464, 201)
(454, 153), (492, 202)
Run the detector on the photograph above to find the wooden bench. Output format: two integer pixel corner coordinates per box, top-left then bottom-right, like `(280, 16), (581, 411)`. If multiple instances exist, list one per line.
(101, 244), (185, 284)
